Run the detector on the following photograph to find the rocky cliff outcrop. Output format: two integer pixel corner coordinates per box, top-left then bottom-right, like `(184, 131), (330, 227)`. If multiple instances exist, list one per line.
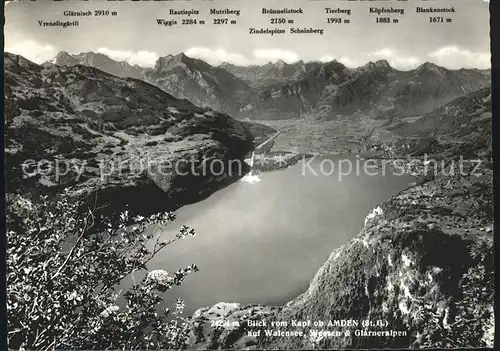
(5, 52), (258, 218)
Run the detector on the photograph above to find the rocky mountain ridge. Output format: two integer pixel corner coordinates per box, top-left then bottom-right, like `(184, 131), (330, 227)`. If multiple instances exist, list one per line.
(50, 51), (145, 79)
(48, 51), (490, 121)
(142, 53), (255, 118)
(219, 59), (322, 88)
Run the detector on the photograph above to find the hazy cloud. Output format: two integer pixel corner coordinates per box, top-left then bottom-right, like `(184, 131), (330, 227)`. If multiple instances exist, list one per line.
(428, 46), (490, 69)
(253, 49), (299, 64)
(5, 40), (57, 63)
(185, 47), (249, 66)
(95, 48), (158, 67)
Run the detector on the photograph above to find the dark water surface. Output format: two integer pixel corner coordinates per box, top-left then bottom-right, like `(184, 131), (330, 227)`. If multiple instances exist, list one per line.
(120, 155), (414, 315)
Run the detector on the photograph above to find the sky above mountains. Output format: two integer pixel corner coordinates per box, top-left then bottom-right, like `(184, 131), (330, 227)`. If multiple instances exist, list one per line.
(4, 0), (491, 70)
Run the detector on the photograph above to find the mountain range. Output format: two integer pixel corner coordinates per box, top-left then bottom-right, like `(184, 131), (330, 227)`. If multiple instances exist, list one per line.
(48, 51), (490, 121)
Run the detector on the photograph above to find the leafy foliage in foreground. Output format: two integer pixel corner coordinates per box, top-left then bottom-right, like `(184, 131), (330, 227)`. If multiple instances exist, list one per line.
(7, 193), (198, 350)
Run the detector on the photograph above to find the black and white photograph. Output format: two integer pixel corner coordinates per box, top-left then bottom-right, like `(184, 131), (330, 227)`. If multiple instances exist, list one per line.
(3, 0), (495, 349)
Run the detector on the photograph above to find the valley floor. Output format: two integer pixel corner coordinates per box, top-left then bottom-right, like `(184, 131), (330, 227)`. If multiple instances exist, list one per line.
(257, 117), (400, 155)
